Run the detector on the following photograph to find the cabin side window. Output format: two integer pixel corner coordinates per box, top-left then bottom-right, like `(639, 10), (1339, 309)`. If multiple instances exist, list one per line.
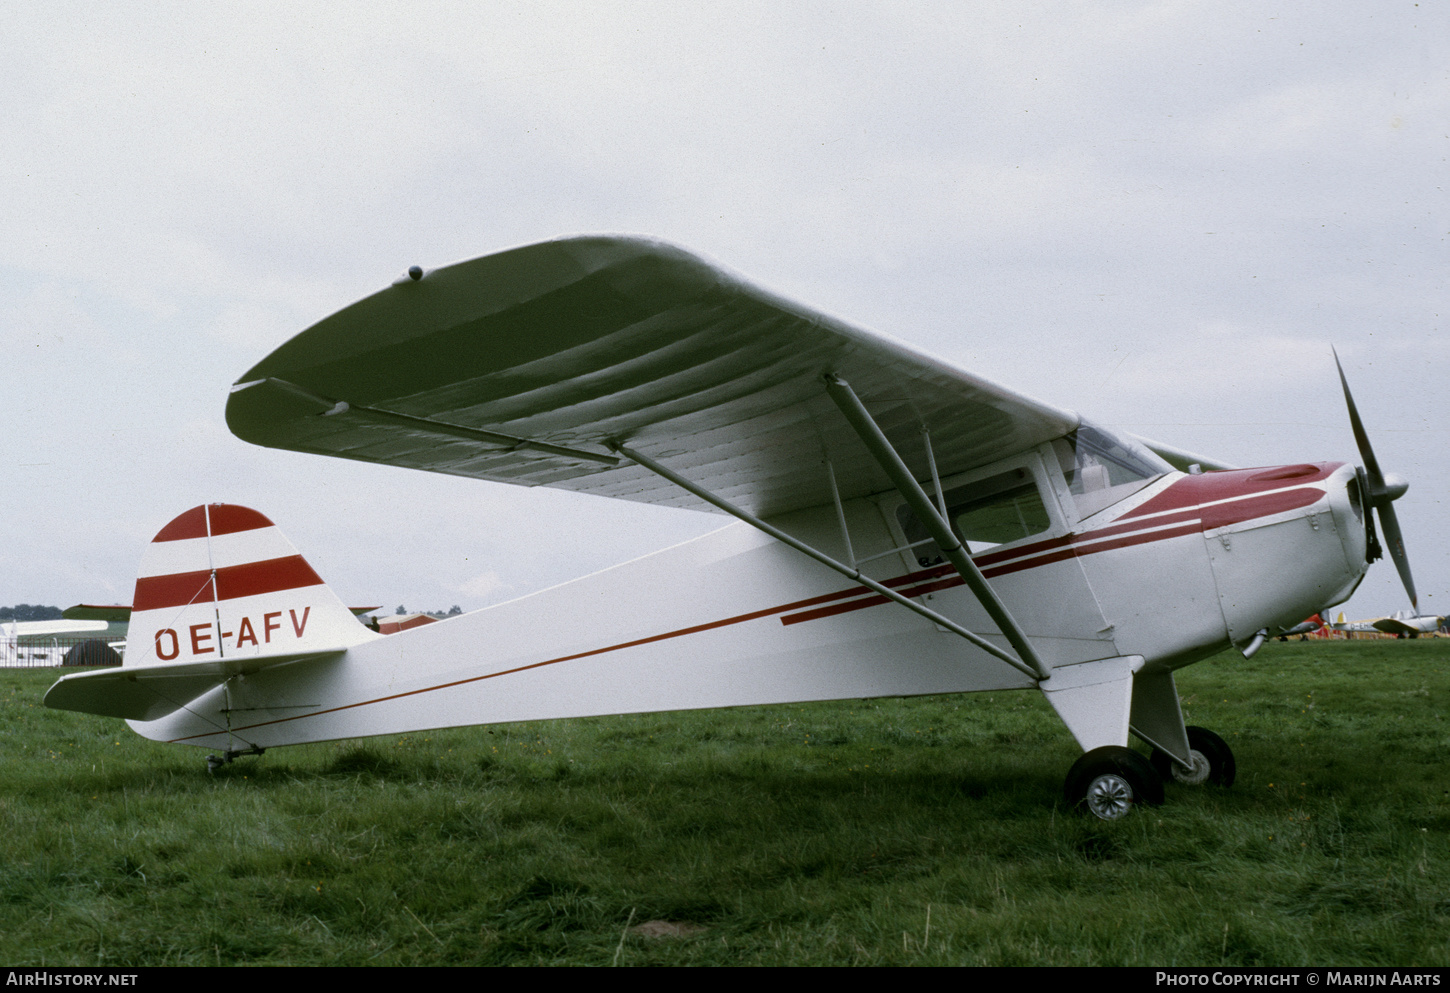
(895, 465), (1052, 566)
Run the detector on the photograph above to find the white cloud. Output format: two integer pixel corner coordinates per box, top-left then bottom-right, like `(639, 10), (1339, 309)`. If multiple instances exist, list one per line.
(456, 571), (511, 603)
(202, 303), (299, 350)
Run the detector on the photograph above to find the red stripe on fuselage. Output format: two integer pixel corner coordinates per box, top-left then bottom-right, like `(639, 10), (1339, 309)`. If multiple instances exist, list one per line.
(781, 574), (966, 625)
(1121, 463), (1339, 519)
(168, 581), (948, 741)
(166, 465), (1336, 743)
(781, 475), (1332, 620)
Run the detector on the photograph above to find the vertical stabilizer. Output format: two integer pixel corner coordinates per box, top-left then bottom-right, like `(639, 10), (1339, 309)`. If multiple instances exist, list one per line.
(126, 504), (377, 668)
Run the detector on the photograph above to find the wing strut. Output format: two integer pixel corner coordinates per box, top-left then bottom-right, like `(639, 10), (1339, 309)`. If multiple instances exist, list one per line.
(823, 374), (1049, 681)
(610, 443), (1042, 681)
(232, 377), (622, 467)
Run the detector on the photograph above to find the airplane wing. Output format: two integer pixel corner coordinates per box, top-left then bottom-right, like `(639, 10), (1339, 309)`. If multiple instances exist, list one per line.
(226, 236), (1083, 519)
(63, 604), (133, 623)
(1372, 618), (1414, 635)
(5, 618), (110, 637)
(1368, 614), (1441, 636)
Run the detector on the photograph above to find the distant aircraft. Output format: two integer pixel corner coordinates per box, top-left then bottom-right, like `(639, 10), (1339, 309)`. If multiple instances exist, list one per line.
(1332, 609), (1445, 639)
(2, 608), (127, 667)
(42, 236), (1424, 819)
(1274, 614), (1325, 641)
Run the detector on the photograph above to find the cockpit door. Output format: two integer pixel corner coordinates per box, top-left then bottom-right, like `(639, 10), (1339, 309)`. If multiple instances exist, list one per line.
(886, 449), (1116, 669)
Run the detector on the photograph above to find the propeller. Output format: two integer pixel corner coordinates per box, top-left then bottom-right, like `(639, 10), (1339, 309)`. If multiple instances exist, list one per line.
(1334, 348), (1417, 609)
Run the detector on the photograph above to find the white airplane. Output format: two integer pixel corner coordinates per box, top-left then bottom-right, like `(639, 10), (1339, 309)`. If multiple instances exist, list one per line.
(1331, 609), (1445, 638)
(2, 607), (128, 667)
(42, 236), (1421, 819)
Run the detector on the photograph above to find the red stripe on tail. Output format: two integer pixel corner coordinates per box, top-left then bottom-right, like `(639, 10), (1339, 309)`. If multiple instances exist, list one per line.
(152, 507), (208, 543)
(132, 569), (214, 611)
(151, 504), (276, 543)
(215, 555), (322, 601)
(134, 555), (324, 610)
(208, 505), (276, 537)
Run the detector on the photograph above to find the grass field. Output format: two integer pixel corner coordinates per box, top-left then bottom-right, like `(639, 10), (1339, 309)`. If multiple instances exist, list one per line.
(1, 639), (1447, 966)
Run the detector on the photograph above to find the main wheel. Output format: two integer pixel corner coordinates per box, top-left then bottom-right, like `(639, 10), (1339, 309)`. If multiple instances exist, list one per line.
(1150, 726), (1236, 787)
(1064, 746), (1164, 820)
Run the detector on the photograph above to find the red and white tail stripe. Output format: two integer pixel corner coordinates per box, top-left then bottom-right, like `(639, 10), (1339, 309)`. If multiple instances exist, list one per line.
(127, 504), (376, 667)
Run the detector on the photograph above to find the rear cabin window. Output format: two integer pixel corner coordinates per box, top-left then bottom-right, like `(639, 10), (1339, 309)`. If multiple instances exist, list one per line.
(895, 466), (1052, 566)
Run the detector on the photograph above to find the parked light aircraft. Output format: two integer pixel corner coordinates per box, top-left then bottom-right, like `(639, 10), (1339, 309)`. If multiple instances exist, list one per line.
(3, 609), (127, 667)
(1272, 614), (1325, 641)
(43, 236), (1422, 819)
(1332, 610), (1445, 638)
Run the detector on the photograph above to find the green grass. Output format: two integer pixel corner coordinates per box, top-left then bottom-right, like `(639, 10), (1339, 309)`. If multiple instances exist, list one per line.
(2, 640), (1448, 965)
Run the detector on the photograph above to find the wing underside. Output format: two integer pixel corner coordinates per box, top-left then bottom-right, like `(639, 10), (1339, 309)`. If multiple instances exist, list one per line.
(227, 236), (1081, 518)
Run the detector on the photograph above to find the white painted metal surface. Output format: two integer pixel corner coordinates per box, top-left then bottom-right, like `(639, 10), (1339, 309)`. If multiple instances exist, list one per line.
(40, 236), (1393, 816)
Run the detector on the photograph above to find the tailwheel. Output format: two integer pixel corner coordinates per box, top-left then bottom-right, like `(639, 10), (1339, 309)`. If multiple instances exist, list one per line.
(205, 744), (266, 774)
(1064, 746), (1164, 820)
(1150, 726), (1236, 787)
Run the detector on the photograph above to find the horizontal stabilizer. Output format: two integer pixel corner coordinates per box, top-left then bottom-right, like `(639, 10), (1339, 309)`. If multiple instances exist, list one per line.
(44, 648), (345, 721)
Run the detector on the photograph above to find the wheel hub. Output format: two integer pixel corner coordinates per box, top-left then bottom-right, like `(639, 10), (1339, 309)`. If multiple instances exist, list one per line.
(1171, 749), (1211, 785)
(1085, 773), (1135, 820)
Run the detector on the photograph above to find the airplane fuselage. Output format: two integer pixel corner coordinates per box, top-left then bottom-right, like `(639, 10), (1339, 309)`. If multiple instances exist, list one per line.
(125, 452), (1368, 755)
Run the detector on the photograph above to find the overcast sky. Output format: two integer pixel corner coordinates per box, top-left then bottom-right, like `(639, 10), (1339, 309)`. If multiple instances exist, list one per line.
(2, 2), (1445, 626)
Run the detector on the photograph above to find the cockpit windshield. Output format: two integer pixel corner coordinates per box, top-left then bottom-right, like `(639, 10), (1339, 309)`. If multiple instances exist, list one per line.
(1052, 421), (1173, 520)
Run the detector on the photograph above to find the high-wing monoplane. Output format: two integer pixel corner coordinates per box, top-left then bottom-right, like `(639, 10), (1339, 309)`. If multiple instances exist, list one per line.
(43, 236), (1422, 818)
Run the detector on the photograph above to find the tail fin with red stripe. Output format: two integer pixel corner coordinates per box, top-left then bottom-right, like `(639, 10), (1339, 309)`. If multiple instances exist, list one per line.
(44, 505), (377, 722)
(127, 504), (375, 668)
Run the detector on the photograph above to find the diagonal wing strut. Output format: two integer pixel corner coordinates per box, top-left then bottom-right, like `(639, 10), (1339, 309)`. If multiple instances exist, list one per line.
(612, 373), (1049, 683)
(822, 375), (1048, 680)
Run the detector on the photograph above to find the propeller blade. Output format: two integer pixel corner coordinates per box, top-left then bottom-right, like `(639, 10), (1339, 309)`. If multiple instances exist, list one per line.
(1333, 347), (1385, 490)
(1335, 348), (1418, 609)
(1375, 501), (1418, 610)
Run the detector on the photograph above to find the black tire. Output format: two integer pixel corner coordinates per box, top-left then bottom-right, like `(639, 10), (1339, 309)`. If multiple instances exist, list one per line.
(1149, 725), (1236, 787)
(1064, 746), (1164, 820)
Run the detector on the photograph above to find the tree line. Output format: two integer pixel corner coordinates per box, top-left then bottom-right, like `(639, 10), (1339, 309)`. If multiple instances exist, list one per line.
(393, 606), (464, 618)
(0, 605), (64, 622)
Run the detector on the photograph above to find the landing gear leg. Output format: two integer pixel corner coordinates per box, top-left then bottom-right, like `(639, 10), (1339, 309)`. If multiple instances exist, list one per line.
(1064, 746), (1164, 820)
(206, 745), (265, 774)
(1150, 726), (1236, 787)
